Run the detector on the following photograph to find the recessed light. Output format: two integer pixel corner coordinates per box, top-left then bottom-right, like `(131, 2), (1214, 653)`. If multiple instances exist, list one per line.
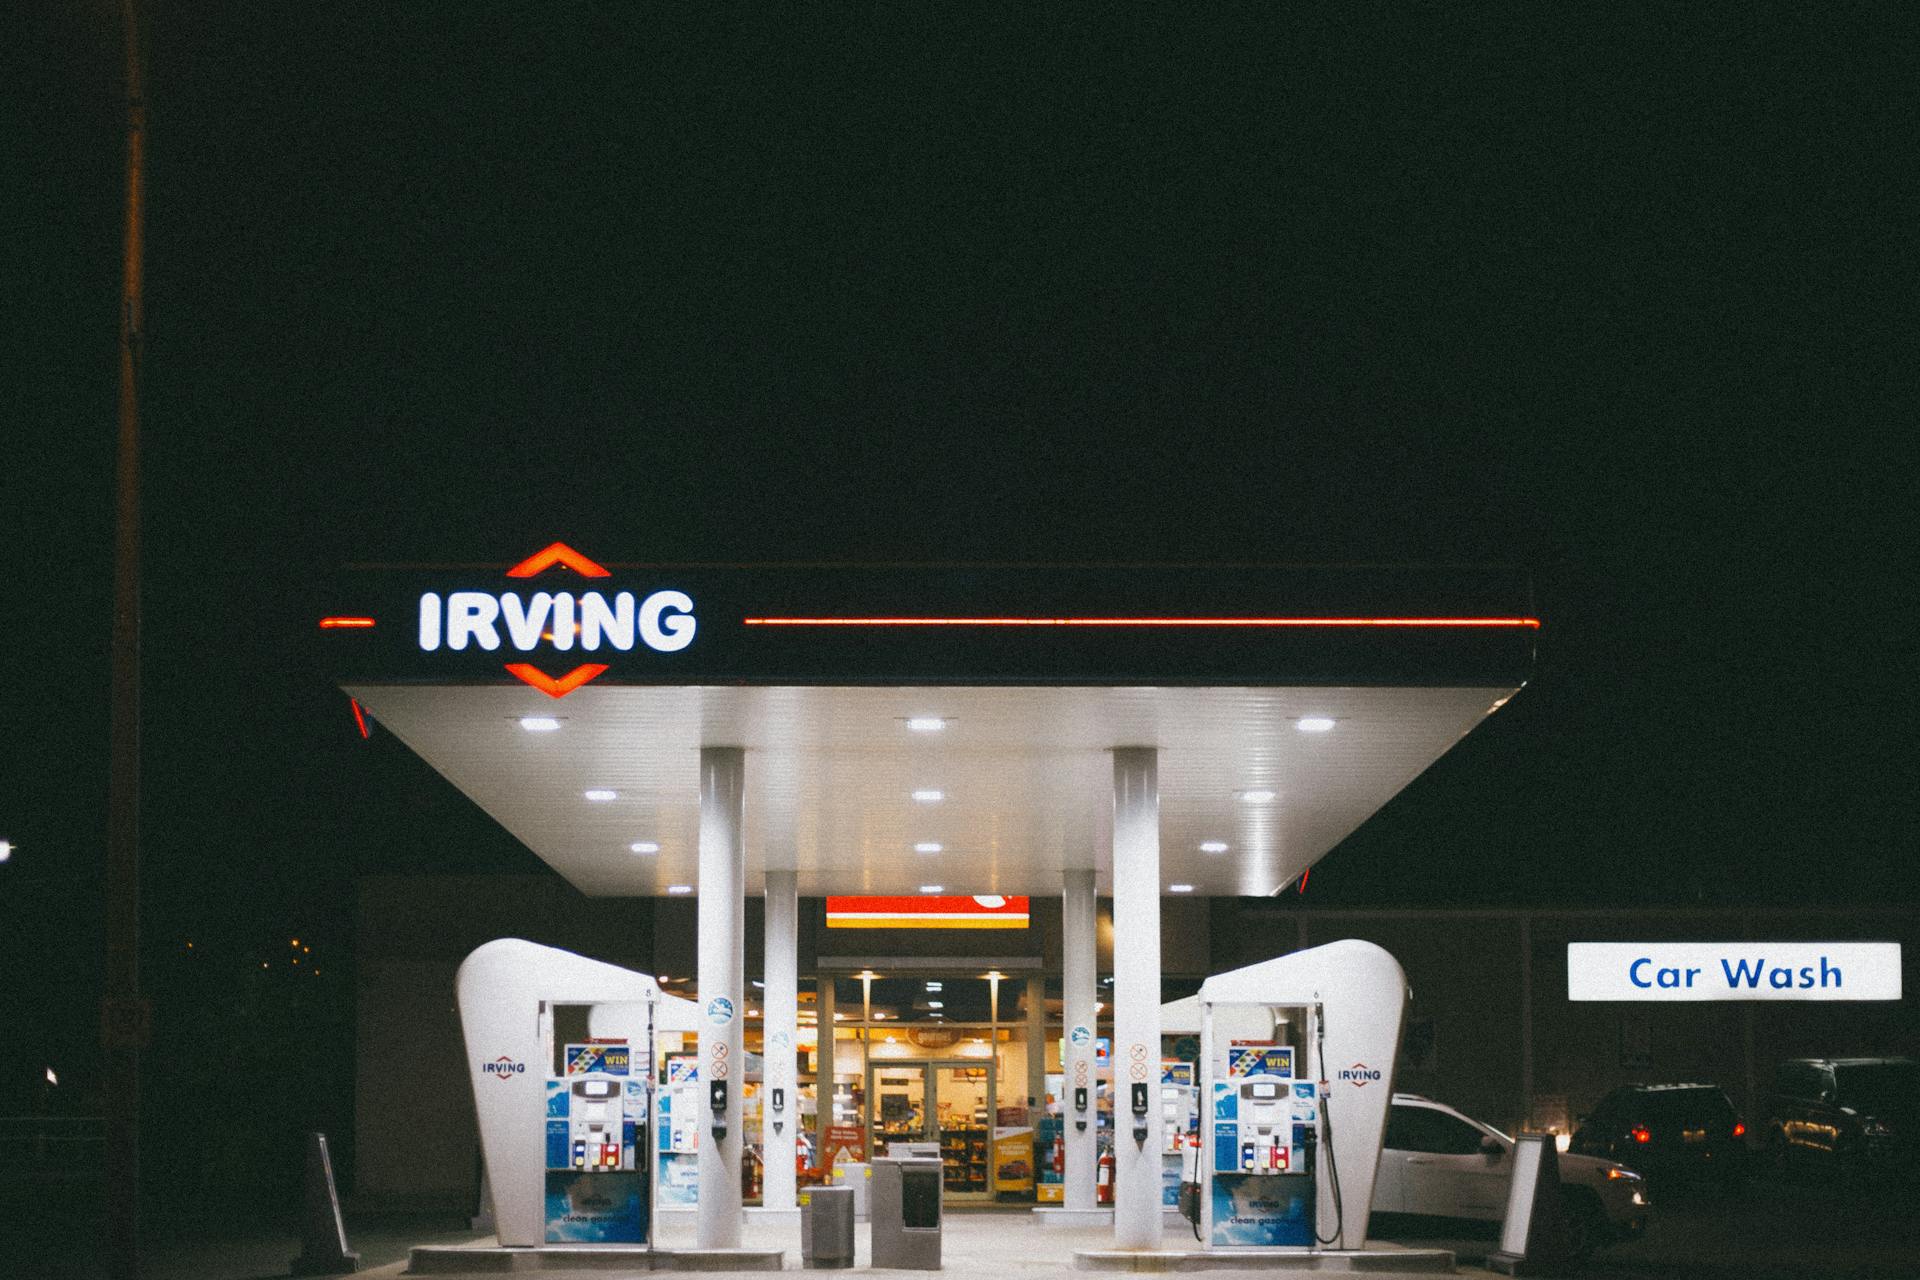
(657, 974), (671, 983)
(927, 1000), (944, 1009)
(907, 717), (947, 733)
(1238, 789), (1277, 804)
(925, 981), (943, 992)
(629, 841), (659, 854)
(911, 789), (945, 803)
(1296, 716), (1336, 733)
(1169, 883), (1195, 893)
(920, 885), (943, 894)
(518, 716), (561, 732)
(584, 789), (617, 802)
(666, 884), (692, 895)
(751, 980), (764, 989)
(914, 842), (943, 854)
(1199, 841), (1229, 853)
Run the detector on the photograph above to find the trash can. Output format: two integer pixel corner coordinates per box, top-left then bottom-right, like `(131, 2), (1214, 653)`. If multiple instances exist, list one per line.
(828, 1161), (871, 1221)
(871, 1157), (942, 1271)
(887, 1140), (942, 1160)
(799, 1185), (855, 1270)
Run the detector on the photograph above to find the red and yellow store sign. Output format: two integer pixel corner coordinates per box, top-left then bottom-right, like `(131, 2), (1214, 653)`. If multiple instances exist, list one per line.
(826, 895), (1030, 930)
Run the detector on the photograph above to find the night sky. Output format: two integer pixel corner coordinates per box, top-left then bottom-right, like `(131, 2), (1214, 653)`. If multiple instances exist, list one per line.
(3, 4), (1914, 1121)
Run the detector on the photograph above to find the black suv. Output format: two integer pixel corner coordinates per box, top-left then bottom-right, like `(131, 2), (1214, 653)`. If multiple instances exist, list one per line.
(1570, 1084), (1747, 1187)
(1765, 1058), (1918, 1178)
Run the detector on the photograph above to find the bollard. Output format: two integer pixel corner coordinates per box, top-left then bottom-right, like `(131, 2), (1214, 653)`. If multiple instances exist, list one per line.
(291, 1132), (361, 1275)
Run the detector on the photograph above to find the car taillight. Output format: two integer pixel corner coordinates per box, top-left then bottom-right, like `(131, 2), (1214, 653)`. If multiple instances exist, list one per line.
(1631, 1125), (1652, 1144)
(1733, 1121), (1746, 1138)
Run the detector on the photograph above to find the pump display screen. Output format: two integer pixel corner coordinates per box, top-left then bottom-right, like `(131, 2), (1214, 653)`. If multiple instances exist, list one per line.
(1250, 1083), (1277, 1099)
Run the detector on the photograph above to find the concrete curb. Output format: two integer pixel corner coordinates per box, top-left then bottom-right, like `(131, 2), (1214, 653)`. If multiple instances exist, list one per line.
(1071, 1247), (1456, 1272)
(407, 1246), (785, 1273)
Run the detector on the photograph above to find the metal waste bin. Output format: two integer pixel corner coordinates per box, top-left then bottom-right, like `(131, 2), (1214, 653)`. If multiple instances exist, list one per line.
(800, 1185), (855, 1269)
(829, 1161), (871, 1220)
(887, 1140), (942, 1160)
(871, 1157), (942, 1270)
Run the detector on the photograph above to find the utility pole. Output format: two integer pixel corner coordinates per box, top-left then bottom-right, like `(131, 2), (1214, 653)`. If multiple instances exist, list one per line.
(104, 0), (149, 1274)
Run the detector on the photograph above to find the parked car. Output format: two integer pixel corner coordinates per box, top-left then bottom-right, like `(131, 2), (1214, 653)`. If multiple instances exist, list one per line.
(1570, 1083), (1747, 1187)
(1765, 1057), (1918, 1177)
(1372, 1093), (1649, 1260)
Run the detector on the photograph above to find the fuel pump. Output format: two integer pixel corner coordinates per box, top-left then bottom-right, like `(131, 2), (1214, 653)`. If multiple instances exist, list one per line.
(1161, 1065), (1199, 1214)
(1201, 1016), (1320, 1246)
(567, 1077), (628, 1170)
(544, 1035), (650, 1243)
(1188, 939), (1411, 1254)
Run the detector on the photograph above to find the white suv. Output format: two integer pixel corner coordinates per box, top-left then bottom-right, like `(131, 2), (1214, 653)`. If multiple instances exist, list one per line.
(1372, 1093), (1649, 1258)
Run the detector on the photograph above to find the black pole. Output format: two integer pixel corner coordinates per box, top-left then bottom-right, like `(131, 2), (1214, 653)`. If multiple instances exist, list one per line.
(104, 0), (147, 1274)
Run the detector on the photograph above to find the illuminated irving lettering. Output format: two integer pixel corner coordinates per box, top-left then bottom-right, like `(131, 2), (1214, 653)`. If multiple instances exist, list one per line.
(580, 591), (634, 650)
(418, 589), (694, 655)
(639, 589), (696, 652)
(447, 592), (502, 651)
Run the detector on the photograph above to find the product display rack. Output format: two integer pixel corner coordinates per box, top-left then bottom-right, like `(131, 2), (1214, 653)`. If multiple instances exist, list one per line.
(939, 1124), (990, 1193)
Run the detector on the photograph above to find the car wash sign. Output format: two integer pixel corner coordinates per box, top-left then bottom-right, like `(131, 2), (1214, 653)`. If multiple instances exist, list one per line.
(1568, 942), (1902, 1001)
(412, 543), (694, 697)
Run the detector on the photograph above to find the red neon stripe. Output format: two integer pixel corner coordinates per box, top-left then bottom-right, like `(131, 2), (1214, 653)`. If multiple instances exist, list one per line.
(743, 616), (1540, 628)
(318, 617), (376, 629)
(504, 662), (610, 698)
(1296, 868), (1310, 894)
(349, 697), (370, 740)
(505, 542), (611, 578)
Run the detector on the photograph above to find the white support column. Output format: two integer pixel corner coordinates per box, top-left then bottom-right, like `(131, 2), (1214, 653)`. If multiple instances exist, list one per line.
(1111, 747), (1162, 1250)
(697, 747), (745, 1248)
(762, 869), (799, 1212)
(1062, 868), (1099, 1211)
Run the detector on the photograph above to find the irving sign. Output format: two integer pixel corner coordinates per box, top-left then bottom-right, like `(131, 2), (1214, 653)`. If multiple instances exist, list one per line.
(407, 542), (695, 697)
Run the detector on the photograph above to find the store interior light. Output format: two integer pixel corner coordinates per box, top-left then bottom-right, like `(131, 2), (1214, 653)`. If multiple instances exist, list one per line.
(1238, 789), (1277, 804)
(666, 885), (692, 895)
(925, 981), (943, 992)
(1169, 883), (1195, 893)
(914, 842), (943, 854)
(584, 789), (617, 802)
(1296, 716), (1336, 733)
(519, 716), (561, 732)
(629, 841), (659, 854)
(906, 717), (947, 733)
(926, 1000), (944, 1009)
(911, 789), (945, 803)
(1199, 840), (1228, 853)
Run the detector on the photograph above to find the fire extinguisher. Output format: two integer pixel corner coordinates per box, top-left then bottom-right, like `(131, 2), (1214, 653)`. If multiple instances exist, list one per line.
(1096, 1148), (1115, 1205)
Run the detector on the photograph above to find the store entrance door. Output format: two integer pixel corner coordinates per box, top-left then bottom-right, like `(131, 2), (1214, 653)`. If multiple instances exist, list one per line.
(865, 1060), (998, 1201)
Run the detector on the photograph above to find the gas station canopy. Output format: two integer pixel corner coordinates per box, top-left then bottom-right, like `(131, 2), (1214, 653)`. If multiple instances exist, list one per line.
(320, 550), (1536, 898)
